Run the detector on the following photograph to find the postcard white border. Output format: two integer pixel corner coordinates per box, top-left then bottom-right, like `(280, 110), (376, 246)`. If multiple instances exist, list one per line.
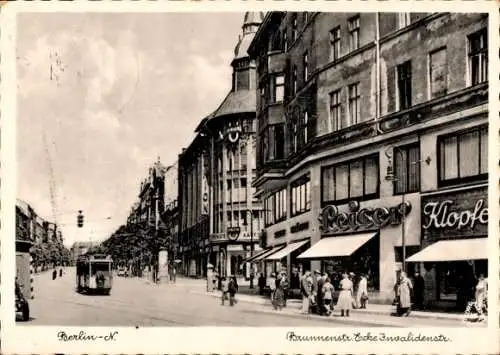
(1, 1), (499, 354)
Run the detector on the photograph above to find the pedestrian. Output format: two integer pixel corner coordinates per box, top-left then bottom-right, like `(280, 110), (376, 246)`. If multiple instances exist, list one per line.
(300, 271), (313, 314)
(269, 273), (276, 301)
(396, 272), (413, 316)
(280, 272), (289, 307)
(315, 270), (325, 315)
(322, 277), (334, 315)
(52, 269), (57, 280)
(412, 272), (425, 310)
(336, 273), (353, 317)
(228, 275), (238, 306)
(349, 272), (357, 308)
(59, 268), (63, 278)
(258, 273), (266, 295)
(220, 277), (229, 306)
(356, 273), (368, 309)
(475, 274), (487, 316)
(272, 275), (285, 311)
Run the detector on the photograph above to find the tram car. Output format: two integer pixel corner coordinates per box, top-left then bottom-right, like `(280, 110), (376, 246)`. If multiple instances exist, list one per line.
(76, 254), (113, 295)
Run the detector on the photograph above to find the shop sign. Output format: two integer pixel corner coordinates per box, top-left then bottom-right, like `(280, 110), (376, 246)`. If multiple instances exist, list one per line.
(290, 222), (309, 234)
(319, 200), (411, 233)
(211, 230), (258, 242)
(227, 227), (241, 241)
(275, 229), (286, 238)
(421, 186), (488, 240)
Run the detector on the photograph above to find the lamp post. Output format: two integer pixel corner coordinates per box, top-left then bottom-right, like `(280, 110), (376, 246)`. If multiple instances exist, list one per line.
(385, 147), (407, 273)
(245, 208), (255, 289)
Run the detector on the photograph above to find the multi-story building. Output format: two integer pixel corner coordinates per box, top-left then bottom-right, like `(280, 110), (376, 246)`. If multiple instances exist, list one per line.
(161, 162), (179, 275)
(124, 158), (167, 276)
(16, 199), (34, 242)
(178, 133), (210, 277)
(248, 12), (489, 307)
(178, 12), (265, 279)
(16, 199), (68, 271)
(70, 241), (93, 263)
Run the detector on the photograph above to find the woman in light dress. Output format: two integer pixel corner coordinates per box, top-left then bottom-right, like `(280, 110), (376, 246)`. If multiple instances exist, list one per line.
(475, 274), (488, 315)
(396, 272), (413, 316)
(356, 274), (368, 309)
(336, 273), (354, 317)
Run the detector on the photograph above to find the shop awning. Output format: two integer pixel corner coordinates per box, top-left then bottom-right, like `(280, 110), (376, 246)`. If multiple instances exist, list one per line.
(265, 240), (309, 261)
(297, 232), (377, 259)
(243, 248), (270, 263)
(252, 245), (285, 262)
(406, 238), (488, 262)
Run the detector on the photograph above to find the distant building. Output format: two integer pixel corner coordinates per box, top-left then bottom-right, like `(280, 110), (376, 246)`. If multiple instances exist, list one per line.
(70, 241), (93, 263)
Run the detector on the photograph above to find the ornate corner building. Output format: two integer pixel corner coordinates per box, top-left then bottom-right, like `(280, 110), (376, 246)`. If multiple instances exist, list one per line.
(178, 12), (265, 278)
(248, 12), (488, 308)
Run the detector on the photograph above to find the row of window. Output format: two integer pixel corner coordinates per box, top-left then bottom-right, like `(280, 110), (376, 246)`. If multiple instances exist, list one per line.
(326, 28), (487, 134)
(319, 125), (488, 205)
(264, 176), (312, 226)
(262, 125), (487, 226)
(264, 189), (287, 226)
(265, 13), (408, 108)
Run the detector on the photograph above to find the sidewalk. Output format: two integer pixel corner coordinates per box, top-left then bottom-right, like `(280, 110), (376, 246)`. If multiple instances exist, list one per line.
(181, 276), (465, 322)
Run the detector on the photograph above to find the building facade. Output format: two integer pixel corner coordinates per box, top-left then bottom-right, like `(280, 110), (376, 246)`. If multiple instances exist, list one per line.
(122, 158), (168, 277)
(161, 162), (179, 278)
(178, 133), (210, 277)
(249, 12), (488, 305)
(16, 197), (70, 288)
(177, 12), (265, 279)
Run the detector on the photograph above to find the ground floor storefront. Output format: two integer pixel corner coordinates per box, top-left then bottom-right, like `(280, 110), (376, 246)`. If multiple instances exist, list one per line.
(406, 184), (488, 311)
(257, 194), (422, 302)
(210, 243), (260, 278)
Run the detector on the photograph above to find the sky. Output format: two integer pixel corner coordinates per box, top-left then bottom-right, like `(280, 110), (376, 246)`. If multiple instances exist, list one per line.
(16, 12), (246, 247)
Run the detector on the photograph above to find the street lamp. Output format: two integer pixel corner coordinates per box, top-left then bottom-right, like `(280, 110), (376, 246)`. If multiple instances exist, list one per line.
(244, 208), (255, 288)
(385, 148), (407, 273)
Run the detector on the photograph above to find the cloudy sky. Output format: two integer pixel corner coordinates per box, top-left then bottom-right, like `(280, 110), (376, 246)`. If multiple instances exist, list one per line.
(17, 12), (246, 247)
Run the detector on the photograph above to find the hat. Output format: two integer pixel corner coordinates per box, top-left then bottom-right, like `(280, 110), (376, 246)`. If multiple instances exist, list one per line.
(349, 272), (355, 276)
(314, 269), (321, 274)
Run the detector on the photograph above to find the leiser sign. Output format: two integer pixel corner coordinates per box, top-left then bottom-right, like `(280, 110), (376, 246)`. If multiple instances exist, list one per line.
(421, 186), (488, 241)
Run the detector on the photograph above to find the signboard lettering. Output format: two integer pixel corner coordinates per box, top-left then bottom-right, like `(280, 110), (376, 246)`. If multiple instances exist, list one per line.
(290, 222), (309, 234)
(319, 200), (411, 233)
(421, 186), (488, 241)
(423, 199), (488, 230)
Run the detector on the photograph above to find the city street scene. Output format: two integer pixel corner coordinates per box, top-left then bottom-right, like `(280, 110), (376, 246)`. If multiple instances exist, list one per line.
(15, 11), (490, 328)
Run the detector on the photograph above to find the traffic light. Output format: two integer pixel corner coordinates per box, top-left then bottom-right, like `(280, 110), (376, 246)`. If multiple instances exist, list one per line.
(77, 210), (84, 228)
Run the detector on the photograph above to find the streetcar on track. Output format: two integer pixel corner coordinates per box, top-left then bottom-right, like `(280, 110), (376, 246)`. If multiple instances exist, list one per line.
(76, 254), (113, 295)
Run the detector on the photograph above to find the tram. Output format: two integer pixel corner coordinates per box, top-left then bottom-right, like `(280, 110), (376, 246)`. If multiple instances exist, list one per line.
(76, 254), (113, 295)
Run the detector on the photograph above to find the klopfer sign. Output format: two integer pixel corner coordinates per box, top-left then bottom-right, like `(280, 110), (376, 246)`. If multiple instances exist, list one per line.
(421, 186), (488, 240)
(422, 199), (488, 230)
(319, 200), (411, 233)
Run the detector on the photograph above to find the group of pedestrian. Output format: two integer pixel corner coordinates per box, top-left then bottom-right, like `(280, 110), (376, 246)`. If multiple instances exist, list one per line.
(52, 267), (64, 280)
(220, 275), (239, 307)
(299, 270), (369, 317)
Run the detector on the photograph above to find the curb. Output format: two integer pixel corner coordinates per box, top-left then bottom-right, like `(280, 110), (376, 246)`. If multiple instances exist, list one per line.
(190, 290), (464, 322)
(245, 308), (402, 327)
